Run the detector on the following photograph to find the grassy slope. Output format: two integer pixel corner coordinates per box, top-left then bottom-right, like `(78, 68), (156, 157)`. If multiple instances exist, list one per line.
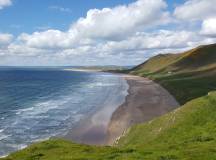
(2, 92), (216, 160)
(118, 91), (216, 160)
(130, 43), (216, 104)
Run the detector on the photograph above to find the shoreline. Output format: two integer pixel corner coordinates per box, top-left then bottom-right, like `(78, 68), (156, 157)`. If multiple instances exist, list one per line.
(64, 74), (179, 146)
(63, 73), (128, 145)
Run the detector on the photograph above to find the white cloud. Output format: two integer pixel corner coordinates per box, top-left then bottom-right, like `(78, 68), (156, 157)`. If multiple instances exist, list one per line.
(200, 18), (216, 37)
(0, 33), (13, 47)
(99, 30), (201, 55)
(69, 0), (170, 40)
(17, 30), (94, 49)
(7, 43), (45, 56)
(18, 30), (76, 49)
(0, 0), (12, 9)
(174, 0), (216, 21)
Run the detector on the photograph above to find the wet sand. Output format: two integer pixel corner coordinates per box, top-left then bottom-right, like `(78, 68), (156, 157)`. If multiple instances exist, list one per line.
(64, 74), (179, 145)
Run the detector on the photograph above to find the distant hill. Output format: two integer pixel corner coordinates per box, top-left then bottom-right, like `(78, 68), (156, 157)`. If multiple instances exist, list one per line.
(131, 43), (216, 75)
(129, 43), (216, 104)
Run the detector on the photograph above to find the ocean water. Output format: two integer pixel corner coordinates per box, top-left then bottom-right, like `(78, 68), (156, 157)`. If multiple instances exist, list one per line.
(0, 68), (128, 156)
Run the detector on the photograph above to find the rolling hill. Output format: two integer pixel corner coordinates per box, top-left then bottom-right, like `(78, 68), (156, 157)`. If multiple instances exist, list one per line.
(130, 43), (216, 75)
(129, 43), (216, 104)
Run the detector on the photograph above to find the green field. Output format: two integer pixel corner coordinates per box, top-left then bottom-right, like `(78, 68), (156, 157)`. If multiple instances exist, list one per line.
(2, 43), (216, 160)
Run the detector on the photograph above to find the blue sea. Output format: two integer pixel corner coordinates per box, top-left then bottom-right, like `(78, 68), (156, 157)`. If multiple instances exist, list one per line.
(0, 68), (128, 156)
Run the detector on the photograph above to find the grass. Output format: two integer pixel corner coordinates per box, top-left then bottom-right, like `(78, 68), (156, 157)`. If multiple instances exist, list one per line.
(1, 139), (135, 160)
(152, 67), (216, 104)
(118, 91), (216, 160)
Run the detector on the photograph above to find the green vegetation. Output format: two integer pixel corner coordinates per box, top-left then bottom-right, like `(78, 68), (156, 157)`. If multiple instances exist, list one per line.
(2, 43), (216, 160)
(129, 43), (216, 104)
(2, 92), (216, 160)
(118, 91), (216, 160)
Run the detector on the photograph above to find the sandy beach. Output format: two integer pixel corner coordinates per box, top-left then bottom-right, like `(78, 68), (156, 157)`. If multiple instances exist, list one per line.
(107, 75), (179, 145)
(64, 74), (179, 145)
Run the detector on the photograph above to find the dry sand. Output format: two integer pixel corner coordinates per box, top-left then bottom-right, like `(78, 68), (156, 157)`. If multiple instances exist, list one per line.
(64, 74), (179, 146)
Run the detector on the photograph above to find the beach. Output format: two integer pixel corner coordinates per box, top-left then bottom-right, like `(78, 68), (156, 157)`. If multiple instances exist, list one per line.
(64, 74), (179, 145)
(107, 75), (179, 145)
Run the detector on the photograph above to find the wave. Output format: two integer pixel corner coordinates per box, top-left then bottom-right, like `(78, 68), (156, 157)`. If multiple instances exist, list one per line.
(0, 133), (9, 140)
(84, 82), (116, 88)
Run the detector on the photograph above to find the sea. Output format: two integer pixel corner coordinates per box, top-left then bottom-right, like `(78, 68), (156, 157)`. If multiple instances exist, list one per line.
(0, 67), (128, 157)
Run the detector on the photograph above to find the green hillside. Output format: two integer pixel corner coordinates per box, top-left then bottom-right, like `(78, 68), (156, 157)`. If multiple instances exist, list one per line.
(130, 43), (216, 104)
(130, 43), (216, 75)
(130, 53), (182, 75)
(2, 92), (216, 160)
(118, 91), (216, 160)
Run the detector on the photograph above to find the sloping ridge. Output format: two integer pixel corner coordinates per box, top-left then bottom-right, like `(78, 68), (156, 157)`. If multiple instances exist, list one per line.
(165, 43), (216, 72)
(130, 43), (216, 75)
(130, 53), (181, 74)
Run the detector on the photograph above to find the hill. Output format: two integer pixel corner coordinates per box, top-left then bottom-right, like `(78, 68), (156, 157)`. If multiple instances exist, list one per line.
(118, 91), (216, 159)
(2, 92), (216, 160)
(129, 43), (216, 104)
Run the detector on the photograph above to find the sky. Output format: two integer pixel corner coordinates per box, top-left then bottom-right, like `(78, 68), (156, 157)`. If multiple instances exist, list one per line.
(0, 0), (216, 66)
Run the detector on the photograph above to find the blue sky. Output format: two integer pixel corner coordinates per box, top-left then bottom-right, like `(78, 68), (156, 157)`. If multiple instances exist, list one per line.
(0, 0), (216, 66)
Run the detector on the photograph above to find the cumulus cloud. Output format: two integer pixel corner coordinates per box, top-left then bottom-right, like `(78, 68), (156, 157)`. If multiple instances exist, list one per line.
(7, 43), (46, 56)
(69, 0), (170, 40)
(108, 31), (198, 50)
(200, 18), (216, 37)
(17, 30), (94, 49)
(0, 0), (12, 9)
(0, 33), (13, 47)
(18, 30), (76, 49)
(174, 0), (216, 21)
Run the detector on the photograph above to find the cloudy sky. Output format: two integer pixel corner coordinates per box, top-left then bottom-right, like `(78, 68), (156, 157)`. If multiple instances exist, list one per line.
(0, 0), (216, 66)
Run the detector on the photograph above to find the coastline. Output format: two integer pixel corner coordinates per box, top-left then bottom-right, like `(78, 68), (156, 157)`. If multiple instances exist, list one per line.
(64, 73), (179, 146)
